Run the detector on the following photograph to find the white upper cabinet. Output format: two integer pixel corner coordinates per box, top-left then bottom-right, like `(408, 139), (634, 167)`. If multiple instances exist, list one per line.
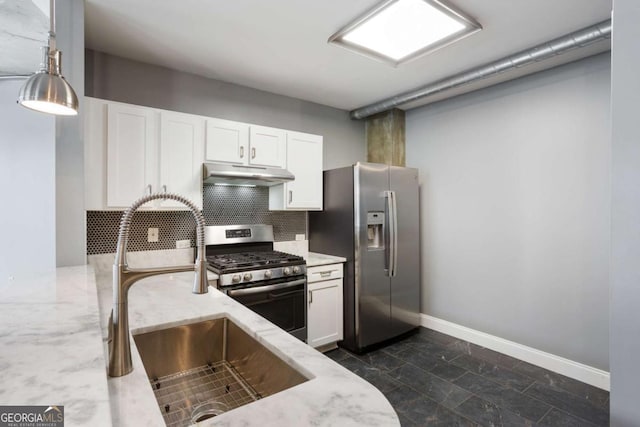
(86, 97), (322, 212)
(206, 121), (286, 169)
(159, 112), (205, 208)
(205, 118), (248, 165)
(106, 103), (156, 208)
(249, 125), (286, 168)
(286, 132), (323, 210)
(269, 131), (323, 211)
(84, 97), (108, 210)
(86, 97), (204, 211)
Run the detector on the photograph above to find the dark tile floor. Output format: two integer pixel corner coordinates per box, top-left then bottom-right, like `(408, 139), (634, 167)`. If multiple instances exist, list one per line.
(326, 328), (609, 426)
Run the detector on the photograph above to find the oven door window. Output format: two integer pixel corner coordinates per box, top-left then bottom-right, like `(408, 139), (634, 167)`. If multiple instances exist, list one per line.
(229, 281), (306, 334)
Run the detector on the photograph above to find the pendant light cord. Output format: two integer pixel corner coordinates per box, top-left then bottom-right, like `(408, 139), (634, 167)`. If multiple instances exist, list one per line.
(49, 0), (56, 51)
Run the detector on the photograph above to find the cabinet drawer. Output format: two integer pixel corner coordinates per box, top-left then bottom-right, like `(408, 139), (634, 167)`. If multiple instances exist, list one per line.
(307, 264), (343, 283)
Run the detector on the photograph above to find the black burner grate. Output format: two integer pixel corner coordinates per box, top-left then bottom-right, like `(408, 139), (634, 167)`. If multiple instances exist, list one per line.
(207, 251), (303, 270)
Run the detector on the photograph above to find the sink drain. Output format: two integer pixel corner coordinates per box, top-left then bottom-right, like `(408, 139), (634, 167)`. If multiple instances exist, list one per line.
(149, 362), (260, 426)
(191, 401), (229, 423)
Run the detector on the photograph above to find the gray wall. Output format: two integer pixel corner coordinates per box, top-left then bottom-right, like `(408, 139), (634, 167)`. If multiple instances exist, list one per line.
(55, 0), (85, 267)
(610, 0), (640, 423)
(406, 53), (611, 370)
(0, 79), (56, 278)
(0, 1), (85, 274)
(85, 50), (365, 170)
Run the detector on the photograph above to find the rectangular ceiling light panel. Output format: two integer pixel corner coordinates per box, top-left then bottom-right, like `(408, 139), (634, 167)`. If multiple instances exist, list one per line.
(329, 0), (481, 66)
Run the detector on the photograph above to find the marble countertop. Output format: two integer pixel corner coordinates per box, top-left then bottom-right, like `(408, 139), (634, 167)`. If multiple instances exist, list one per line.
(0, 266), (112, 426)
(1, 263), (397, 426)
(306, 252), (347, 267)
(96, 271), (399, 426)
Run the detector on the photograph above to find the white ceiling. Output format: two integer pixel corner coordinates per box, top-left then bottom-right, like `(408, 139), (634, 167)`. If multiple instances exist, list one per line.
(85, 0), (612, 111)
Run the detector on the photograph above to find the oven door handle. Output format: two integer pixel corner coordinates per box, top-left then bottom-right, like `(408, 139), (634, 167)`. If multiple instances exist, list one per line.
(227, 278), (306, 296)
(268, 289), (302, 298)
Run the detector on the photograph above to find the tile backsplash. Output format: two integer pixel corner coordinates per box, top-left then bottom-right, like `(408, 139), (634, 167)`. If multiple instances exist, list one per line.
(86, 186), (306, 255)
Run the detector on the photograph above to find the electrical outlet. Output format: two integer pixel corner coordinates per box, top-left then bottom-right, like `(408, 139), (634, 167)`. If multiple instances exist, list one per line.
(147, 227), (159, 243)
(176, 239), (191, 249)
(295, 234), (306, 241)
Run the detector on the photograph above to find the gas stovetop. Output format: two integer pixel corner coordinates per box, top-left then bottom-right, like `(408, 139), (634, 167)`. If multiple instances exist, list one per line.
(206, 251), (304, 272)
(204, 224), (307, 287)
(207, 250), (306, 287)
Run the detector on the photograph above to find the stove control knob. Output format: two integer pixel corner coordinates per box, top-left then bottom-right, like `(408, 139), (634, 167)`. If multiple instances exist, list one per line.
(243, 273), (253, 282)
(283, 267), (291, 276)
(264, 270), (273, 279)
(232, 274), (241, 283)
(292, 266), (301, 275)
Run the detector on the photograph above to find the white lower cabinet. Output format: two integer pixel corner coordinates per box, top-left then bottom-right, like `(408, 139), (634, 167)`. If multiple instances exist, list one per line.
(307, 264), (344, 349)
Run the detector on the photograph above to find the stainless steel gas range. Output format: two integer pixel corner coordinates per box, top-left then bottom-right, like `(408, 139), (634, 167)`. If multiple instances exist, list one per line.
(205, 224), (307, 342)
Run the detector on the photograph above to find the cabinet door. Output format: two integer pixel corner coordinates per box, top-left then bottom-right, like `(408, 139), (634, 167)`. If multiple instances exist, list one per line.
(205, 118), (248, 165)
(308, 278), (344, 348)
(107, 103), (156, 207)
(285, 132), (323, 210)
(249, 125), (286, 168)
(84, 97), (107, 210)
(159, 112), (205, 209)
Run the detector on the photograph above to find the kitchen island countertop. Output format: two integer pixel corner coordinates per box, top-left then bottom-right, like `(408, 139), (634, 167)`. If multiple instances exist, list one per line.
(0, 266), (112, 426)
(98, 270), (398, 426)
(0, 265), (398, 426)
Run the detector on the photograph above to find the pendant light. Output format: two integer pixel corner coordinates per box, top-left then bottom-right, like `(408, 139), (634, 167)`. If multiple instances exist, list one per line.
(17, 0), (78, 116)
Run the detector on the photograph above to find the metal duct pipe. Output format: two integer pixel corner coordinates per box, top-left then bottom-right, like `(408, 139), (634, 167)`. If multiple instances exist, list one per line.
(350, 19), (612, 119)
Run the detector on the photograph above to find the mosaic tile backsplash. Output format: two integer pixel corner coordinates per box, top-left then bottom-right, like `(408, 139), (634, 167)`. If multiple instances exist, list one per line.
(86, 186), (307, 255)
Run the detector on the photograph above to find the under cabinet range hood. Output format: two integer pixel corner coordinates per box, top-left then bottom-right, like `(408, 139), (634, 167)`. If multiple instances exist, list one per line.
(203, 163), (295, 186)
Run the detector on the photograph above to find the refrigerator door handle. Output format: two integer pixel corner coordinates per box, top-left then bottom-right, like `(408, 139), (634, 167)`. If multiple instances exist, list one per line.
(384, 190), (398, 277)
(389, 190), (398, 277)
(384, 191), (391, 275)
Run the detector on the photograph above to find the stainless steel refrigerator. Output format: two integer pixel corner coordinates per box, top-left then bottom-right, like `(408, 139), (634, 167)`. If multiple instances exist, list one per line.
(309, 162), (420, 353)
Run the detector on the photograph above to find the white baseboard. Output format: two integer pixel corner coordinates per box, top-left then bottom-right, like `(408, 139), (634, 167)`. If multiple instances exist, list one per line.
(420, 313), (610, 391)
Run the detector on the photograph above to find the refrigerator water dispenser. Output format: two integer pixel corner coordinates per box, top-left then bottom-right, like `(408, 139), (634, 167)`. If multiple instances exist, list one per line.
(367, 212), (384, 249)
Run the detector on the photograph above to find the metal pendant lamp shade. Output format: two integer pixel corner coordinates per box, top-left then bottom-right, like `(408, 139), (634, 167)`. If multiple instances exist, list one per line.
(17, 0), (78, 116)
(18, 47), (78, 115)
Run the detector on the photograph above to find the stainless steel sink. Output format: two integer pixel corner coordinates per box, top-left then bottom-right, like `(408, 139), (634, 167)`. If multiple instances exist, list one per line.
(133, 317), (309, 426)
